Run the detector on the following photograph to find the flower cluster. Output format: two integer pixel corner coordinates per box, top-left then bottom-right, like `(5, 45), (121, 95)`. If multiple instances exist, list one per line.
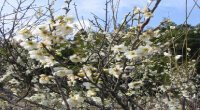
(0, 0), (199, 109)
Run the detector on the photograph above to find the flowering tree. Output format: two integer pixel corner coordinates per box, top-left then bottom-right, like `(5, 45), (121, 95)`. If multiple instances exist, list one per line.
(0, 0), (199, 109)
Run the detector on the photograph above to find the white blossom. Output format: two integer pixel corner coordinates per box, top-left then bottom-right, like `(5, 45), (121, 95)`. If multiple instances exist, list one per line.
(15, 29), (31, 41)
(111, 44), (127, 53)
(66, 94), (84, 107)
(53, 67), (73, 77)
(125, 51), (138, 59)
(70, 54), (82, 63)
(136, 45), (152, 56)
(39, 74), (51, 84)
(9, 79), (19, 85)
(175, 55), (182, 61)
(91, 97), (101, 104)
(164, 52), (172, 57)
(20, 41), (37, 50)
(29, 50), (45, 61)
(144, 12), (153, 19)
(87, 90), (96, 97)
(109, 66), (122, 78)
(170, 26), (175, 29)
(128, 81), (143, 89)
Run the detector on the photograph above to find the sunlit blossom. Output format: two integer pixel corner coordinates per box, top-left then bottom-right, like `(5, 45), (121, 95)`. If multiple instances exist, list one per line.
(144, 12), (153, 19)
(39, 74), (51, 84)
(111, 44), (127, 53)
(175, 55), (182, 61)
(164, 52), (172, 57)
(53, 67), (73, 77)
(136, 45), (152, 56)
(70, 54), (82, 62)
(29, 50), (45, 61)
(16, 29), (31, 41)
(109, 66), (122, 78)
(20, 41), (37, 50)
(128, 81), (143, 89)
(124, 51), (138, 59)
(66, 94), (84, 107)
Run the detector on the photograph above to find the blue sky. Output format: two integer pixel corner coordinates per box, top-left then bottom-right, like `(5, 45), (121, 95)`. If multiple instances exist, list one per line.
(60, 0), (200, 28)
(1, 0), (200, 28)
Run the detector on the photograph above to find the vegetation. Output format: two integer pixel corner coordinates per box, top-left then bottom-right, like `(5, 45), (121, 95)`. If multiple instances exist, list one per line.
(0, 0), (199, 109)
